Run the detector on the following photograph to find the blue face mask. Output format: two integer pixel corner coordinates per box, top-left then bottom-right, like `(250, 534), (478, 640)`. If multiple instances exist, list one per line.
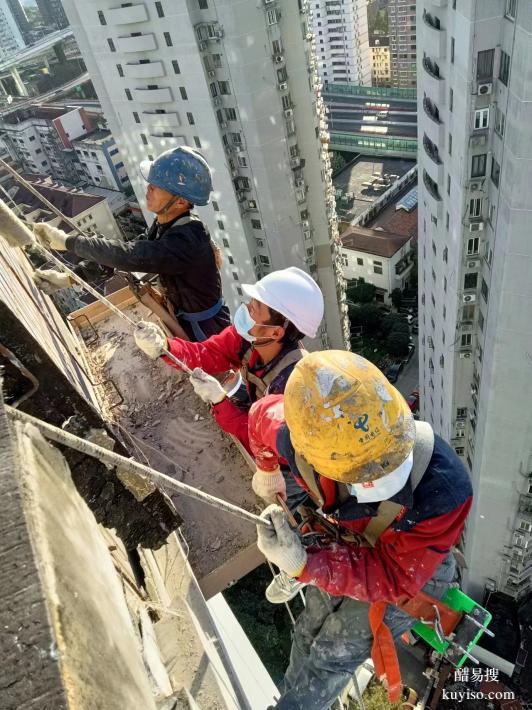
(234, 303), (257, 342)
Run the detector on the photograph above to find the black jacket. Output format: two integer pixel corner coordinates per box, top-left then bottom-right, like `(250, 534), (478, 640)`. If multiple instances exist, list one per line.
(65, 213), (230, 340)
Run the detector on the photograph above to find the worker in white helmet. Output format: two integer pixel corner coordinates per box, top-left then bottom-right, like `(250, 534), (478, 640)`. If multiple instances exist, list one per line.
(134, 266), (324, 455)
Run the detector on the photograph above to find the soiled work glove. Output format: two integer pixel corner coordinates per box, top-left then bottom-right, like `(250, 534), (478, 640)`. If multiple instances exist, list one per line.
(256, 504), (307, 577)
(189, 368), (226, 405)
(33, 222), (69, 251)
(134, 321), (167, 359)
(252, 466), (286, 505)
(32, 268), (74, 294)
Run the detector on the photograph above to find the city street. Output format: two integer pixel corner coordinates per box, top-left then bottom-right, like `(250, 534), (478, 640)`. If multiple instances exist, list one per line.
(395, 336), (419, 399)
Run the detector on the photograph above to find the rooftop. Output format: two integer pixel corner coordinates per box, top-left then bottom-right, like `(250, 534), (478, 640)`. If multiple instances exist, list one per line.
(72, 129), (113, 146)
(333, 156), (416, 223)
(1, 104), (75, 126)
(366, 183), (418, 239)
(369, 35), (390, 47)
(9, 175), (105, 218)
(340, 225), (411, 258)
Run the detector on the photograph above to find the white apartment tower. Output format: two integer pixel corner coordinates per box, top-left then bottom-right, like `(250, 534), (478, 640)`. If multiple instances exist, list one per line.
(60, 0), (349, 349)
(0, 0), (25, 62)
(418, 0), (532, 603)
(309, 0), (371, 86)
(389, 0), (417, 88)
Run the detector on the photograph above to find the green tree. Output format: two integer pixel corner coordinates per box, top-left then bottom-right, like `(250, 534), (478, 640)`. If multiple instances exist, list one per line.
(349, 303), (383, 334)
(330, 151), (346, 174)
(381, 313), (408, 336)
(347, 281), (376, 304)
(408, 244), (418, 289)
(391, 288), (402, 310)
(386, 330), (410, 356)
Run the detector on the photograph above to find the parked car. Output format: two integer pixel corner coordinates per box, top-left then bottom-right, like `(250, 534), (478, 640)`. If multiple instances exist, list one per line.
(406, 389), (420, 413)
(403, 343), (415, 364)
(385, 361), (403, 383)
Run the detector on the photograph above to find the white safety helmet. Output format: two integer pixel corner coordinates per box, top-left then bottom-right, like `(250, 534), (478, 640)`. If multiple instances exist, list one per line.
(241, 267), (324, 338)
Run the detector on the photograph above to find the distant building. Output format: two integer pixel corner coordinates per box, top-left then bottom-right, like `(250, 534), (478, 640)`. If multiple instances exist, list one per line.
(389, 0), (416, 88)
(8, 174), (123, 241)
(0, 0), (25, 62)
(72, 129), (130, 192)
(0, 105), (94, 185)
(5, 0), (30, 43)
(35, 0), (69, 30)
(369, 36), (391, 87)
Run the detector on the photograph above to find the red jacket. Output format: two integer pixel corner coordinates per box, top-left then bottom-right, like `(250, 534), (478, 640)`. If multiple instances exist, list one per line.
(162, 326), (301, 454)
(249, 394), (473, 604)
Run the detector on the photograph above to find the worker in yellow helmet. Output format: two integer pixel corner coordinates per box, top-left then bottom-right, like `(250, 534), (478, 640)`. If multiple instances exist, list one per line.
(248, 351), (473, 709)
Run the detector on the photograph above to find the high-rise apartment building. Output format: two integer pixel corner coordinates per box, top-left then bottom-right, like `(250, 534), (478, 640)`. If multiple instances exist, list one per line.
(6, 0), (30, 43)
(36, 0), (69, 30)
(309, 0), (371, 86)
(60, 0), (349, 348)
(389, 0), (416, 87)
(0, 0), (25, 62)
(418, 0), (532, 603)
(369, 35), (391, 87)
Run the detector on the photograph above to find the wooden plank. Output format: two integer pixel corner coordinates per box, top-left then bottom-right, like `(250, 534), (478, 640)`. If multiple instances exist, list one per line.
(68, 286), (138, 329)
(198, 543), (264, 600)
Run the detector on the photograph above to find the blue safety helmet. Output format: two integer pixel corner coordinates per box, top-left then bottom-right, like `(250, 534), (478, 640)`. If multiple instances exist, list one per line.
(139, 146), (212, 206)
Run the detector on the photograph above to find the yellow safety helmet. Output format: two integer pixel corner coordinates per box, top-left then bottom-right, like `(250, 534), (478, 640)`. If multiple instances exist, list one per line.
(284, 350), (415, 484)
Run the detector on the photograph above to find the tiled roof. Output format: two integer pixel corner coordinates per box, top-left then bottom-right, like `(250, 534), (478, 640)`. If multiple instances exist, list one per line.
(340, 225), (411, 258)
(11, 177), (104, 218)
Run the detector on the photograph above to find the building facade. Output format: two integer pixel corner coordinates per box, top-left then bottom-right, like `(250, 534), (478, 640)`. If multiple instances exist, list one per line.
(389, 0), (416, 88)
(0, 105), (94, 184)
(309, 0), (371, 86)
(417, 0), (532, 602)
(0, 0), (25, 62)
(36, 0), (69, 29)
(6, 0), (30, 43)
(72, 129), (130, 191)
(60, 0), (349, 348)
(369, 35), (391, 87)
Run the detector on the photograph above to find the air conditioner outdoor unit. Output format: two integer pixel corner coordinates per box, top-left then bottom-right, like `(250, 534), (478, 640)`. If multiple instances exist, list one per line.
(469, 221), (484, 232)
(459, 352), (472, 359)
(463, 294), (477, 303)
(471, 385), (478, 395)
(213, 97), (221, 106)
(275, 55), (285, 64)
(199, 41), (207, 50)
(456, 421), (466, 429)
(231, 168), (239, 177)
(478, 82), (492, 95)
(284, 108), (294, 118)
(303, 229), (311, 240)
(219, 121), (227, 129)
(467, 260), (480, 269)
(247, 200), (257, 209)
(279, 82), (288, 90)
(264, 0), (275, 4)
(301, 220), (310, 229)
(469, 180), (484, 191)
(214, 29), (224, 39)
(296, 178), (305, 188)
(290, 157), (301, 168)
(208, 70), (216, 78)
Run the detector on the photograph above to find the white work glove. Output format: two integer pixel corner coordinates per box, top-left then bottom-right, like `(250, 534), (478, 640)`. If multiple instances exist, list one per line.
(32, 268), (74, 294)
(134, 321), (167, 359)
(189, 368), (226, 405)
(252, 466), (287, 505)
(33, 222), (69, 251)
(256, 504), (307, 577)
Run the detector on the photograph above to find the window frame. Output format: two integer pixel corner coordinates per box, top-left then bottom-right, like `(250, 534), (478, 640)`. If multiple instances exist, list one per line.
(474, 108), (489, 130)
(471, 153), (487, 178)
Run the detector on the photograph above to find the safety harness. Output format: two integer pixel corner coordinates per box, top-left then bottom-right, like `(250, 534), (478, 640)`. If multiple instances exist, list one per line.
(294, 422), (467, 703)
(240, 345), (307, 399)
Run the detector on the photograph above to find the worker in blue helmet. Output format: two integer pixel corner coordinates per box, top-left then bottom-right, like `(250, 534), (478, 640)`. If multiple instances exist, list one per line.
(34, 147), (231, 341)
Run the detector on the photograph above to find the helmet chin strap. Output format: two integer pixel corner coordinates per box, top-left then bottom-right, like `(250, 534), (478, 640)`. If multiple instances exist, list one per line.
(252, 337), (276, 348)
(155, 195), (180, 217)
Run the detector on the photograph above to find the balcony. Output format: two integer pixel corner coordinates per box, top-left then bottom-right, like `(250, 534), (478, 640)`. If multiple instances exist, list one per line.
(106, 3), (148, 25)
(142, 111), (181, 128)
(423, 169), (442, 203)
(423, 133), (442, 165)
(124, 61), (165, 79)
(422, 55), (442, 80)
(423, 10), (441, 31)
(395, 256), (413, 276)
(133, 87), (173, 103)
(423, 96), (441, 124)
(116, 33), (157, 53)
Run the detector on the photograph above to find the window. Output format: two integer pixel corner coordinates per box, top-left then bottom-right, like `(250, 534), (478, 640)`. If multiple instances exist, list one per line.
(467, 237), (480, 254)
(29, 135), (35, 142)
(237, 156), (247, 168)
(474, 108), (489, 130)
(218, 81), (231, 95)
(457, 407), (467, 418)
(193, 136), (202, 148)
(373, 260), (383, 275)
(447, 174), (451, 195)
(125, 88), (132, 100)
(461, 333), (472, 348)
(109, 148), (119, 156)
(476, 49), (494, 80)
(41, 160), (48, 167)
(443, 246), (448, 263)
(445, 213), (449, 231)
(198, 0), (208, 7)
(471, 154), (487, 178)
(469, 198), (482, 218)
(464, 272), (478, 289)
(212, 53), (222, 68)
(225, 107), (237, 121)
(187, 112), (195, 125)
(179, 86), (188, 100)
(209, 82), (218, 98)
(449, 87), (453, 112)
(116, 63), (124, 77)
(448, 133), (452, 155)
(133, 111), (140, 123)
(164, 31), (173, 47)
(266, 8), (278, 25)
(219, 223), (226, 232)
(495, 107), (506, 137)
(98, 10), (106, 24)
(478, 310), (484, 331)
(450, 37), (455, 63)
(155, 1), (164, 17)
(172, 60), (180, 74)
(481, 278), (489, 302)
(455, 447), (464, 456)
(107, 38), (116, 52)
(505, 0), (517, 19)
(251, 219), (262, 230)
(232, 272), (239, 281)
(231, 132), (242, 145)
(141, 133), (148, 145)
(357, 257), (363, 266)
(499, 50), (511, 85)
(444, 276), (447, 292)
(489, 157), (501, 188)
(259, 255), (270, 265)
